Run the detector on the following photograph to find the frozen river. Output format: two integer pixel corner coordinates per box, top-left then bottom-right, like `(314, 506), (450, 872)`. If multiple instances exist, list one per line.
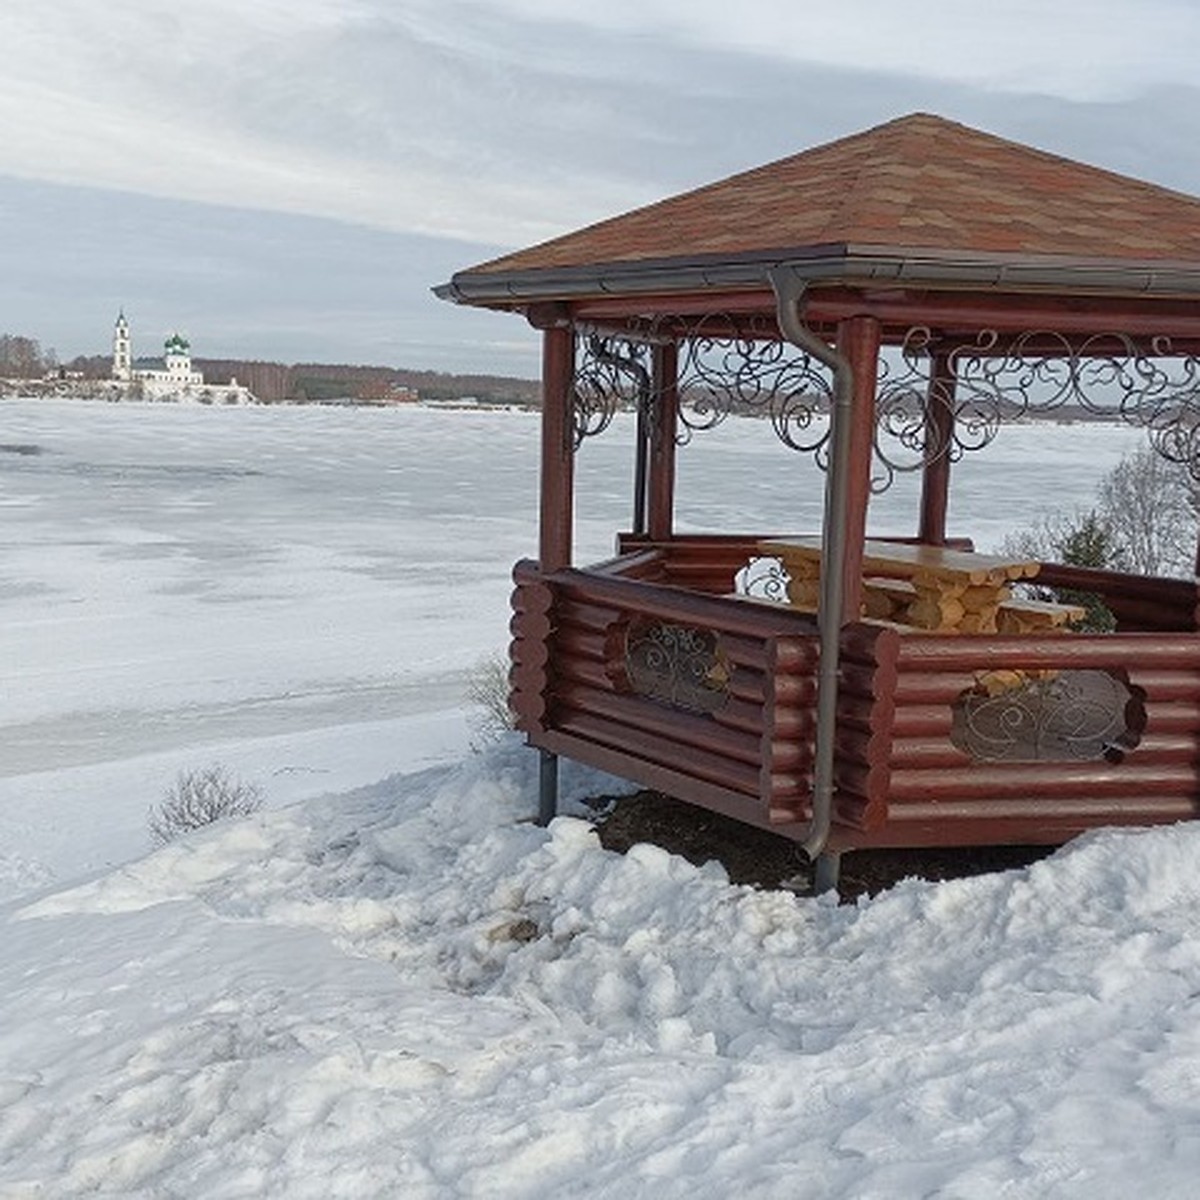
(0, 398), (1146, 881)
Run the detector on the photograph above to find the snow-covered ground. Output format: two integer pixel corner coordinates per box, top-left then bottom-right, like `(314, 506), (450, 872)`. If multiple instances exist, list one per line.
(6, 398), (1196, 1198)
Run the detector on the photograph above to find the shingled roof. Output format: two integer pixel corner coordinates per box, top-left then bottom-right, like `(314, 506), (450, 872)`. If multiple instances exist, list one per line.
(439, 113), (1200, 307)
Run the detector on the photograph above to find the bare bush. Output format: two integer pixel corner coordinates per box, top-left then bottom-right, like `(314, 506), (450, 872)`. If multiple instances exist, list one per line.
(1005, 438), (1200, 616)
(1002, 507), (1092, 565)
(148, 764), (265, 846)
(467, 652), (515, 750)
(1002, 508), (1119, 631)
(1097, 445), (1195, 577)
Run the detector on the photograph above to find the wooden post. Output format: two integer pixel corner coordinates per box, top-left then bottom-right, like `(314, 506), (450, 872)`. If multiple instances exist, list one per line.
(918, 351), (956, 545)
(538, 748), (559, 826)
(813, 850), (841, 894)
(834, 316), (882, 624)
(648, 341), (679, 540)
(539, 325), (575, 571)
(533, 321), (576, 826)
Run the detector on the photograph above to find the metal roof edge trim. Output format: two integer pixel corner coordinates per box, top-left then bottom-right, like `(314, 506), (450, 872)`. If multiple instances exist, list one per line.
(434, 246), (1200, 306)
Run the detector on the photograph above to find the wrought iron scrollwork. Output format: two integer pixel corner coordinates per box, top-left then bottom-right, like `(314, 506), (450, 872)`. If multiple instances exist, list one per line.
(734, 555), (792, 604)
(872, 326), (1003, 493)
(571, 316), (834, 459)
(950, 330), (1200, 427)
(879, 327), (1200, 488)
(951, 668), (1145, 763)
(674, 315), (834, 458)
(573, 319), (1200, 486)
(571, 334), (651, 448)
(624, 618), (730, 714)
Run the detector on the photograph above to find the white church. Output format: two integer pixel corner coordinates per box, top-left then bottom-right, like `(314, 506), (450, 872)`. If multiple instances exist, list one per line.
(111, 312), (252, 402)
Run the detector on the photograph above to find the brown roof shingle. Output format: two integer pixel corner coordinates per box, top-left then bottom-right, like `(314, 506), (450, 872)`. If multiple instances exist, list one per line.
(463, 113), (1200, 278)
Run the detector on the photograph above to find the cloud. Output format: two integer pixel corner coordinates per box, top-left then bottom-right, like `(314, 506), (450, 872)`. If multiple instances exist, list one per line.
(6, 0), (1199, 249)
(473, 0), (1200, 103)
(0, 1), (666, 243)
(5, 0), (1200, 372)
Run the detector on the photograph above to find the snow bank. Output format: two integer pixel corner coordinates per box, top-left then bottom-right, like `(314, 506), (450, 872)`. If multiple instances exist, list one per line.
(4, 739), (1200, 1197)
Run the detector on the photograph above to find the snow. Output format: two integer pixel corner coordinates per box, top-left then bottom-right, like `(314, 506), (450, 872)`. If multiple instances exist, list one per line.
(2, 398), (1193, 1198)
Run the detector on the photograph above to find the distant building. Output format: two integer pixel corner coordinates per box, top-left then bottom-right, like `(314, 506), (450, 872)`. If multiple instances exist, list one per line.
(354, 378), (420, 404)
(112, 312), (132, 381)
(111, 313), (252, 402)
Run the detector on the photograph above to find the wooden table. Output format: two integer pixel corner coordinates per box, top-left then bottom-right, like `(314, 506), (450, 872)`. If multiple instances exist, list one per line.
(758, 537), (1043, 633)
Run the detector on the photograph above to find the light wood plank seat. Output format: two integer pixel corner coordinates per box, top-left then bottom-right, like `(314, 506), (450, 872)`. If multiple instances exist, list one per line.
(862, 576), (917, 623)
(997, 596), (1087, 633)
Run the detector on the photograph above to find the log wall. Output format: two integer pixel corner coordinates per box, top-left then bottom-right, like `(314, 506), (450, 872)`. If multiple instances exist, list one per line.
(510, 555), (820, 834)
(615, 533), (764, 594)
(616, 532), (978, 598)
(826, 625), (1200, 851)
(513, 543), (1200, 856)
(1034, 562), (1200, 631)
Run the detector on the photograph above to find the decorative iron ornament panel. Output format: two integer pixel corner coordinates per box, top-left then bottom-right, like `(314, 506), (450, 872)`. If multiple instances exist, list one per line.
(876, 327), (1200, 490)
(572, 321), (1200, 489)
(624, 618), (730, 714)
(951, 668), (1146, 763)
(734, 555), (792, 604)
(673, 315), (834, 457)
(571, 316), (834, 457)
(571, 334), (652, 448)
(873, 326), (1000, 493)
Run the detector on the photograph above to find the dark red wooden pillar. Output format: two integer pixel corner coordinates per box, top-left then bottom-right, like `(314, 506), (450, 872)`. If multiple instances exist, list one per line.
(533, 323), (575, 825)
(918, 351), (956, 545)
(647, 341), (679, 540)
(834, 315), (882, 623)
(539, 325), (575, 571)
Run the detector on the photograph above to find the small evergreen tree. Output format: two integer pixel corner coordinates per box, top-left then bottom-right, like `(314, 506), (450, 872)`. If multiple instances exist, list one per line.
(1003, 508), (1117, 630)
(1056, 510), (1118, 632)
(1059, 509), (1118, 569)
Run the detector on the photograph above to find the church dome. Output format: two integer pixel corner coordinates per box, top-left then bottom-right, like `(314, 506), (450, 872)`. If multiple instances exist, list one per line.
(164, 332), (190, 354)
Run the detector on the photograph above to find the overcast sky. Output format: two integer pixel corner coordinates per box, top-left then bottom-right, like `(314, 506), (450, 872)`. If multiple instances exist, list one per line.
(3, 0), (1199, 376)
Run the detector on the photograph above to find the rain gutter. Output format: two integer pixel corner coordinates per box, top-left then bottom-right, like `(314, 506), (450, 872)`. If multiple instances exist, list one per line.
(768, 265), (853, 861)
(435, 246), (1200, 307)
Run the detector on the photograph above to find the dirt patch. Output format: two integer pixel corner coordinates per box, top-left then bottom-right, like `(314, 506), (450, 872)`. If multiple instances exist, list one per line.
(592, 790), (1053, 901)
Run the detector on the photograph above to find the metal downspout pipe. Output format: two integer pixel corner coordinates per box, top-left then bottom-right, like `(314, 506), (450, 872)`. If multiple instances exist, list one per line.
(769, 267), (856, 861)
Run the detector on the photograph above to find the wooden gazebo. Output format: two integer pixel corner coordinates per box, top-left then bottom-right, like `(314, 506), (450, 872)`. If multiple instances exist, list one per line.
(437, 113), (1200, 888)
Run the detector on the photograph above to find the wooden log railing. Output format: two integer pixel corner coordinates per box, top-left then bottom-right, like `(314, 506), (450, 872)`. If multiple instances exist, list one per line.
(610, 537), (1199, 629)
(510, 555), (821, 833)
(513, 541), (1200, 853)
(616, 532), (979, 600)
(837, 626), (1200, 849)
(834, 623), (901, 835)
(1032, 562), (1200, 632)
(616, 533), (771, 595)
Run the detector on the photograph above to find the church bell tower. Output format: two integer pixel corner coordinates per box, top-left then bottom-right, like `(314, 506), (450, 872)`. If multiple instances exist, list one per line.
(112, 311), (132, 381)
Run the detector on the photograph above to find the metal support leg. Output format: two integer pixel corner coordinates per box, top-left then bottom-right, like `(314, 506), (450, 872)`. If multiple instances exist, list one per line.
(537, 750), (559, 826)
(813, 850), (842, 895)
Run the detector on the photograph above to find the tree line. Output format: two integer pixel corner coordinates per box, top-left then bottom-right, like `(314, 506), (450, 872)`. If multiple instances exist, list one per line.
(0, 331), (542, 405)
(0, 334), (57, 378)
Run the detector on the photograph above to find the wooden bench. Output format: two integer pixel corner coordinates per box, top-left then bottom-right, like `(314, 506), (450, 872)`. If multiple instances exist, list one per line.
(996, 597), (1086, 634)
(759, 537), (1040, 633)
(862, 576), (918, 623)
